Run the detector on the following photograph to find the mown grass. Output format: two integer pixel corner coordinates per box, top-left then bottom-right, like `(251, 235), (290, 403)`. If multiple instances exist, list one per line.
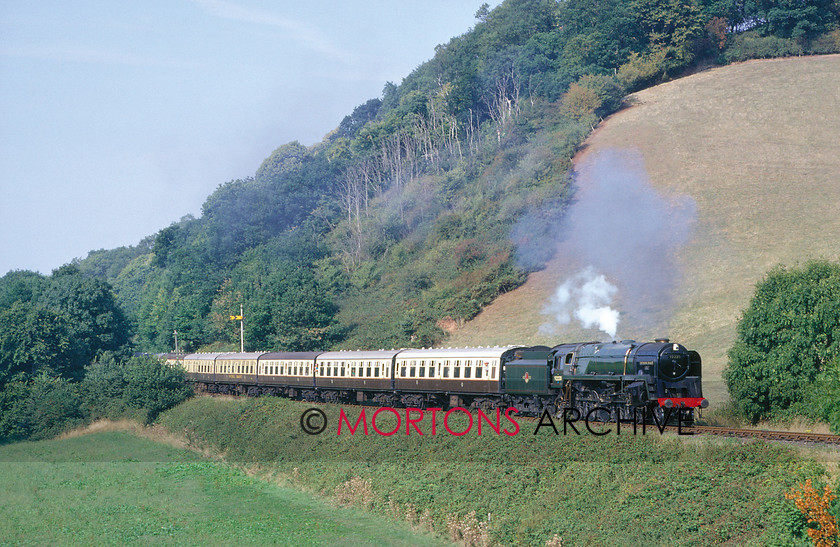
(0, 430), (447, 546)
(156, 396), (830, 545)
(447, 54), (840, 409)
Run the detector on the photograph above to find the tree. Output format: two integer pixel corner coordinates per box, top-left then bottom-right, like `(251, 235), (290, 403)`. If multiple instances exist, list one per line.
(0, 302), (75, 384)
(724, 261), (840, 422)
(39, 265), (132, 374)
(0, 372), (84, 441)
(752, 0), (840, 41)
(0, 270), (45, 308)
(255, 141), (310, 182)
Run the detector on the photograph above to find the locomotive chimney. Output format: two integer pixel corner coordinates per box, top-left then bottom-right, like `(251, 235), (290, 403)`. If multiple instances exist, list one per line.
(655, 338), (670, 343)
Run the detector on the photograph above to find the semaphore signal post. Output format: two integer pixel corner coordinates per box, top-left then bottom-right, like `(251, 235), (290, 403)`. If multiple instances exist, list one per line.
(230, 303), (244, 352)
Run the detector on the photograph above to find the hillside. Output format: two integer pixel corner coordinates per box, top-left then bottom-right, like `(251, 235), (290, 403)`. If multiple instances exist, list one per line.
(5, 0), (839, 414)
(447, 54), (840, 405)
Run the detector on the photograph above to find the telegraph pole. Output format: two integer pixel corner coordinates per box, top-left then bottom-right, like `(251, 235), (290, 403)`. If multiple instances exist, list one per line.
(173, 329), (179, 353)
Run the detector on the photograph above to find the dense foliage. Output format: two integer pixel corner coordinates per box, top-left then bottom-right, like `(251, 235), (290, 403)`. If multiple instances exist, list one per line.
(0, 266), (130, 383)
(724, 260), (840, 423)
(66, 0), (839, 355)
(0, 268), (191, 441)
(0, 355), (192, 442)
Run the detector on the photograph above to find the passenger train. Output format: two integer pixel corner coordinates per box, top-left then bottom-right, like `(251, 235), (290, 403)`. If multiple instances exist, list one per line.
(164, 338), (707, 421)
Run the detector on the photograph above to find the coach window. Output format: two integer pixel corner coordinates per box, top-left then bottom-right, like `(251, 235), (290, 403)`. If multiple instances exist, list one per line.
(428, 361), (435, 378)
(443, 360), (450, 378)
(410, 360), (416, 377)
(400, 362), (407, 378)
(464, 362), (472, 379)
(374, 362), (380, 377)
(341, 362), (345, 377)
(454, 360), (461, 378)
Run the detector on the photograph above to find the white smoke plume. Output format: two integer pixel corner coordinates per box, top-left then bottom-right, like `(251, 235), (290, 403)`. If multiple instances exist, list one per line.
(523, 148), (696, 340)
(542, 267), (620, 339)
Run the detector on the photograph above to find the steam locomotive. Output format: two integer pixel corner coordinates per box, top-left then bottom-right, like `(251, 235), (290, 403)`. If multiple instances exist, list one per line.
(166, 338), (706, 421)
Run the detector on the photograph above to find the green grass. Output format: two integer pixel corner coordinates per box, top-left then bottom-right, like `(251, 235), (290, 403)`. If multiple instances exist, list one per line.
(0, 431), (447, 546)
(155, 396), (829, 545)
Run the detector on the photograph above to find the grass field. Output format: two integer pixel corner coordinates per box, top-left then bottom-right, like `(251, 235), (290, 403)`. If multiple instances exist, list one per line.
(0, 430), (446, 546)
(154, 396), (838, 546)
(447, 54), (840, 407)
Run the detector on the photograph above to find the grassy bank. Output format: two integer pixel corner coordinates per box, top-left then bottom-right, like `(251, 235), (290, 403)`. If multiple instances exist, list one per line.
(0, 430), (446, 546)
(156, 396), (831, 545)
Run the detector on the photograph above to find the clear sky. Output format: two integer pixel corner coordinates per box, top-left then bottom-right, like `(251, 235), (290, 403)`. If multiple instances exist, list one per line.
(0, 0), (498, 276)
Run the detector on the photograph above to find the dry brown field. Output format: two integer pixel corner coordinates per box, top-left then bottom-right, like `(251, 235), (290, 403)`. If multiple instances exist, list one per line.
(447, 54), (840, 406)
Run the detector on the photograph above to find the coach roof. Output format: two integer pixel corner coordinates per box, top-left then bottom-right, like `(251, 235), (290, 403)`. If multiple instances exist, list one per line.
(316, 349), (402, 361)
(260, 351), (322, 360)
(395, 346), (522, 360)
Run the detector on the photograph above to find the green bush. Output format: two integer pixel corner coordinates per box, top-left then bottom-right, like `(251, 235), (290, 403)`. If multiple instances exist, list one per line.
(0, 372), (84, 442)
(723, 33), (804, 62)
(81, 355), (193, 423)
(799, 355), (840, 433)
(724, 260), (840, 422)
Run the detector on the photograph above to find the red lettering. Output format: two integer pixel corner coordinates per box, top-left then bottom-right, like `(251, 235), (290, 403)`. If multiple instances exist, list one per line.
(338, 408), (368, 436)
(427, 408), (442, 435)
(405, 407), (424, 435)
(476, 408), (500, 435)
(444, 407), (473, 436)
(503, 407), (520, 436)
(372, 407), (401, 436)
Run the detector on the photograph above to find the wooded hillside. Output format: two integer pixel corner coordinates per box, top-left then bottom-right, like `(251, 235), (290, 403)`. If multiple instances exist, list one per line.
(4, 0), (838, 364)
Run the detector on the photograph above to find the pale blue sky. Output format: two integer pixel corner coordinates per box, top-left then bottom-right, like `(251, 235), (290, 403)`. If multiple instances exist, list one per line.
(1, 1), (498, 275)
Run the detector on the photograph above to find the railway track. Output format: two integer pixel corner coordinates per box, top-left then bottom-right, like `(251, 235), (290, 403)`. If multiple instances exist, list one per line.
(199, 391), (840, 445)
(687, 425), (840, 445)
